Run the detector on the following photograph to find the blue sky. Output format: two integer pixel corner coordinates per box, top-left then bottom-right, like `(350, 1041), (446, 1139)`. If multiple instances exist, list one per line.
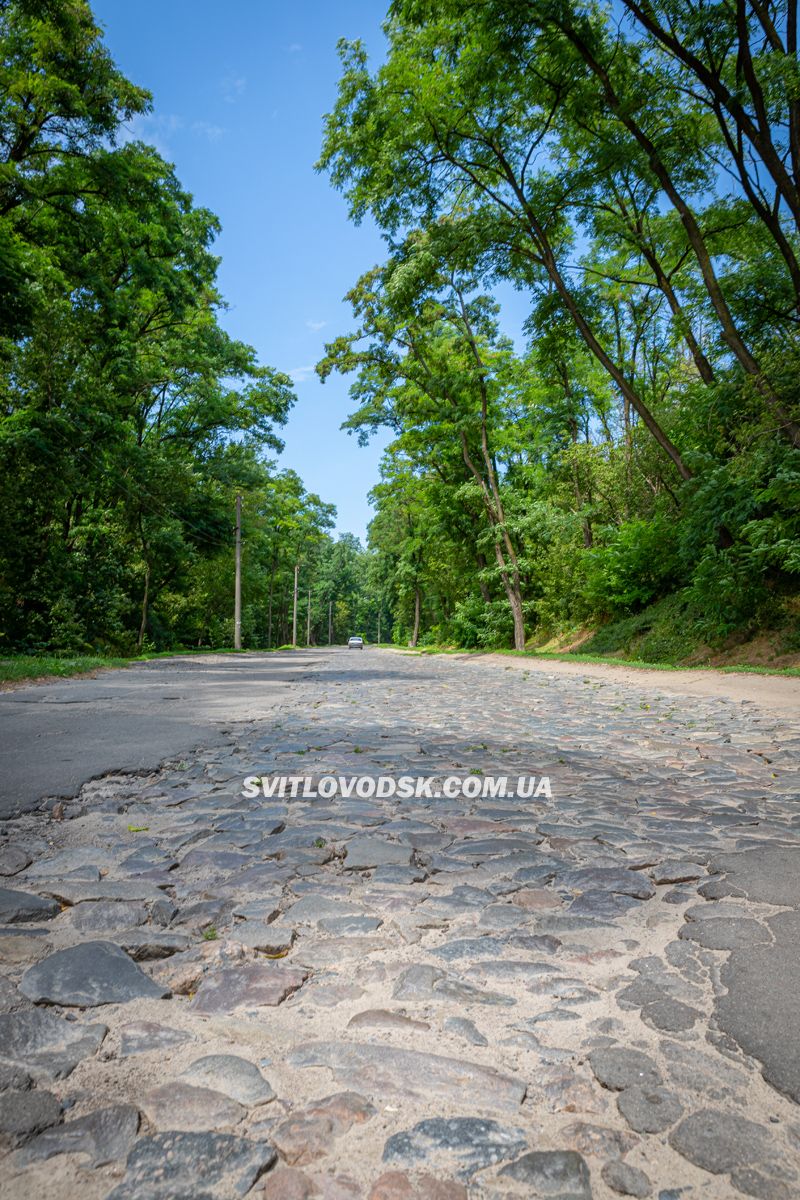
(93, 1), (527, 540)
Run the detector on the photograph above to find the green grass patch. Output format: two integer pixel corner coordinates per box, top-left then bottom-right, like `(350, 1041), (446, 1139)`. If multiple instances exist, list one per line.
(0, 654), (130, 684)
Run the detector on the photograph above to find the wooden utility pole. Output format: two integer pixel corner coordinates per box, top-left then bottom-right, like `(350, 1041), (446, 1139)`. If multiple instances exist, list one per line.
(306, 588), (311, 645)
(234, 494), (242, 651)
(328, 598), (333, 645)
(292, 563), (299, 647)
(377, 608), (380, 645)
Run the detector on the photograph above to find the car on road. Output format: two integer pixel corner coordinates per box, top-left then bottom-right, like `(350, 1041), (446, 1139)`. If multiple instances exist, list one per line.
(347, 636), (364, 649)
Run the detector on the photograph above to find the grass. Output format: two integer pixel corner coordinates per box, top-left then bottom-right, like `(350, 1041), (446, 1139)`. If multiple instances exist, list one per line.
(0, 645), (238, 685)
(0, 654), (130, 684)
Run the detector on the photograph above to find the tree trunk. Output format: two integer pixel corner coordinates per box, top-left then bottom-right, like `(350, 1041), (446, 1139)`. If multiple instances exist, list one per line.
(137, 563), (150, 652)
(410, 586), (421, 647)
(476, 552), (492, 602)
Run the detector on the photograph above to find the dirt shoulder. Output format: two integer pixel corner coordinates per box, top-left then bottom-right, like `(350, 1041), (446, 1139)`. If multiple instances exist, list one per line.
(380, 647), (800, 714)
(469, 651), (800, 713)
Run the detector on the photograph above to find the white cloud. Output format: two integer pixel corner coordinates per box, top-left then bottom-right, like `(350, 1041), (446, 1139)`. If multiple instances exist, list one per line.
(118, 113), (183, 158)
(288, 43), (303, 53)
(306, 319), (327, 332)
(288, 365), (316, 384)
(192, 120), (225, 142)
(221, 74), (247, 104)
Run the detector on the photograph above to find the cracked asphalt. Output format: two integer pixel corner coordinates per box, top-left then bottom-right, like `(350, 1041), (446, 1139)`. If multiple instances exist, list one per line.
(0, 647), (799, 1199)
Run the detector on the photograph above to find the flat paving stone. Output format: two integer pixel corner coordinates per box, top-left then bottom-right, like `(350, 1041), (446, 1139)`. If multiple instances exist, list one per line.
(678, 917), (768, 951)
(382, 1117), (527, 1179)
(190, 963), (307, 1013)
(668, 1108), (772, 1174)
(141, 1081), (245, 1131)
(343, 838), (412, 870)
(0, 847), (32, 876)
(106, 1130), (276, 1199)
(287, 1041), (527, 1111)
(392, 964), (515, 1006)
(0, 1088), (61, 1148)
(20, 940), (170, 1006)
(118, 1021), (193, 1057)
(180, 1054), (275, 1105)
(272, 1090), (376, 1165)
(617, 1085), (683, 1134)
(589, 1047), (662, 1091)
(601, 1158), (652, 1197)
(498, 1149), (592, 1198)
(0, 1008), (107, 1078)
(18, 1103), (139, 1166)
(0, 887), (58, 924)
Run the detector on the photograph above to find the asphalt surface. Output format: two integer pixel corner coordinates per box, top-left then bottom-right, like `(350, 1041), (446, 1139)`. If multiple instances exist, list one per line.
(0, 652), (315, 818)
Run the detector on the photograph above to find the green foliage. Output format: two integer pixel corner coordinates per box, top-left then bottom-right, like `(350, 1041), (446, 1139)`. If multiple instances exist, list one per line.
(316, 0), (800, 659)
(0, 0), (340, 654)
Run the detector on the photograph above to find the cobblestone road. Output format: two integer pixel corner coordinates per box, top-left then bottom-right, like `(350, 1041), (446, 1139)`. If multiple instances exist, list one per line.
(1, 648), (800, 1199)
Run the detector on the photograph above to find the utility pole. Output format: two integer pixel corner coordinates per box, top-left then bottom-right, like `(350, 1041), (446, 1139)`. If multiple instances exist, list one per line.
(377, 608), (380, 645)
(328, 598), (333, 645)
(292, 563), (299, 647)
(234, 494), (242, 651)
(306, 587), (311, 645)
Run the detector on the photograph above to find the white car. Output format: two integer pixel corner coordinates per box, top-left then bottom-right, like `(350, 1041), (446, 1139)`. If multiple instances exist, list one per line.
(347, 636), (364, 649)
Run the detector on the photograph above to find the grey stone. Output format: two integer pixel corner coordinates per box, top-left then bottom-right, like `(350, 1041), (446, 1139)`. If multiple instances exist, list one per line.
(0, 846), (31, 876)
(25, 847), (116, 878)
(106, 1130), (276, 1199)
(20, 940), (170, 1006)
(730, 1166), (794, 1200)
(499, 1149), (592, 1198)
(190, 963), (307, 1013)
(180, 1054), (275, 1106)
(0, 1008), (107, 1079)
(563, 867), (655, 900)
(35, 880), (166, 904)
(669, 1109), (772, 1173)
(444, 1016), (488, 1046)
(114, 928), (190, 959)
(343, 837), (412, 871)
(19, 1103), (139, 1166)
(119, 1021), (193, 1057)
(649, 861), (704, 885)
(602, 1159), (651, 1197)
(285, 895), (362, 923)
(393, 964), (515, 1006)
(0, 887), (58, 924)
(641, 999), (702, 1032)
(617, 1086), (683, 1134)
(231, 899), (281, 922)
(589, 1047), (662, 1091)
(0, 1061), (32, 1091)
(466, 959), (554, 982)
(347, 1008), (430, 1032)
(70, 900), (148, 933)
(678, 918), (768, 951)
(383, 1116), (527, 1179)
(141, 1082), (245, 1131)
(287, 1041), (526, 1111)
(230, 921), (295, 954)
(683, 901), (750, 922)
(319, 914), (383, 935)
(0, 1088), (61, 1148)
